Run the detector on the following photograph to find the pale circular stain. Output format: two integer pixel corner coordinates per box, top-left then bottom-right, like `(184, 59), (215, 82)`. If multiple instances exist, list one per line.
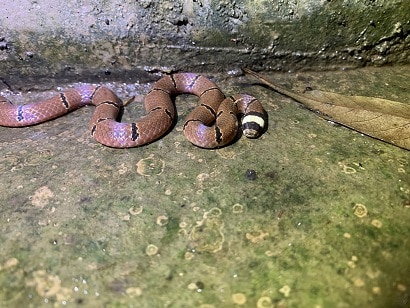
(179, 221), (188, 228)
(145, 244), (159, 256)
(126, 287), (142, 297)
(232, 203), (244, 213)
(1, 257), (19, 270)
(136, 154), (165, 176)
(397, 283), (407, 292)
(129, 205), (143, 215)
(372, 286), (381, 295)
(203, 207), (222, 219)
(187, 282), (198, 290)
(342, 165), (356, 174)
(256, 296), (274, 308)
(31, 186), (54, 208)
(265, 250), (275, 257)
(353, 278), (365, 287)
(156, 215), (169, 226)
(371, 219), (383, 228)
(353, 203), (368, 218)
(232, 293), (247, 305)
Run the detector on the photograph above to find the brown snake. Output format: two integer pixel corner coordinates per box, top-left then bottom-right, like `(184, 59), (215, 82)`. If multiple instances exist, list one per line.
(0, 73), (266, 148)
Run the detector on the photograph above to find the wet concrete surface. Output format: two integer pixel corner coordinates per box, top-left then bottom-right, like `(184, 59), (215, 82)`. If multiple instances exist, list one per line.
(0, 66), (409, 307)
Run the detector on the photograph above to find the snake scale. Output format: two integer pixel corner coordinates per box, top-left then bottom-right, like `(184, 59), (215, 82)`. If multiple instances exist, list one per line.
(0, 73), (266, 148)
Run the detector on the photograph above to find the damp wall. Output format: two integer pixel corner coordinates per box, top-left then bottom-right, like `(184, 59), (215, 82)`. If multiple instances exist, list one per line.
(0, 0), (409, 88)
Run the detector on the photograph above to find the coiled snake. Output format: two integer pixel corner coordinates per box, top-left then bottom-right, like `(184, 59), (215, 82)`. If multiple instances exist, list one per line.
(0, 73), (266, 148)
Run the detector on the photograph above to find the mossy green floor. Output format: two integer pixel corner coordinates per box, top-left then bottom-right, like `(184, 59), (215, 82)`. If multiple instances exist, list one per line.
(0, 66), (409, 307)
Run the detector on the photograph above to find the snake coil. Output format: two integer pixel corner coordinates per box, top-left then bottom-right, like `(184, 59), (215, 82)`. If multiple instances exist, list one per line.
(0, 73), (266, 148)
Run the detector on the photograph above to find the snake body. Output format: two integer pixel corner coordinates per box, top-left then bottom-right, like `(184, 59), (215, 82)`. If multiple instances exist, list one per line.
(0, 73), (265, 148)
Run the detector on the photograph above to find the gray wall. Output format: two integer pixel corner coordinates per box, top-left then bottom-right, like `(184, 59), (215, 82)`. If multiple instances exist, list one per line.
(0, 0), (409, 87)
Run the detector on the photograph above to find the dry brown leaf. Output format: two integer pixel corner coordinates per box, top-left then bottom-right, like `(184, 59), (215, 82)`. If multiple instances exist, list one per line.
(243, 68), (410, 150)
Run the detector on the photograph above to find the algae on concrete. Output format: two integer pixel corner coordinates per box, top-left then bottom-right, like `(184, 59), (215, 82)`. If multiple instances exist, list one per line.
(0, 0), (409, 306)
(0, 66), (409, 307)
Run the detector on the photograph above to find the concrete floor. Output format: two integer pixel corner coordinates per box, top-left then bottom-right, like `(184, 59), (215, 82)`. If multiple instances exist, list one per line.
(0, 66), (409, 307)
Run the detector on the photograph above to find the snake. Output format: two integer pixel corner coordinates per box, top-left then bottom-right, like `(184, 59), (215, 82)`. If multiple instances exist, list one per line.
(0, 73), (266, 148)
